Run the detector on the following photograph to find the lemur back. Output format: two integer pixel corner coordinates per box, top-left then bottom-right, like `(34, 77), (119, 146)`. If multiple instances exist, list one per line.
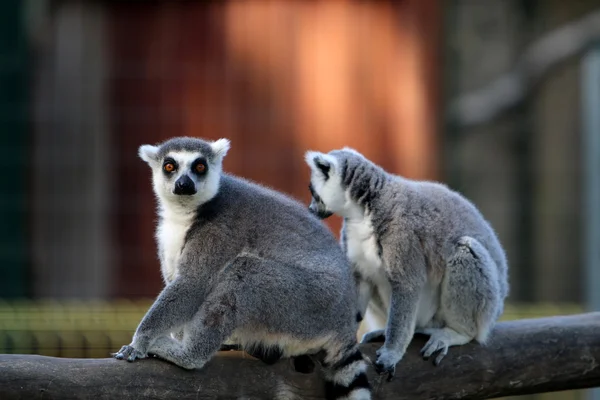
(114, 137), (372, 400)
(305, 147), (508, 379)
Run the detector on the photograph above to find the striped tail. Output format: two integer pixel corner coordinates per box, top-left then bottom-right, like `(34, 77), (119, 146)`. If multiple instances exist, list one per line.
(323, 344), (371, 400)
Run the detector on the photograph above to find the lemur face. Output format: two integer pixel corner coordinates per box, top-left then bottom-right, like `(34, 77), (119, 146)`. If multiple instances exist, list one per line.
(138, 137), (230, 207)
(304, 151), (347, 219)
(157, 152), (209, 196)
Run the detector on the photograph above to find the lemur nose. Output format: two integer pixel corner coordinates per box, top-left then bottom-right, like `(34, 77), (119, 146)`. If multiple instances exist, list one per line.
(174, 175), (196, 195)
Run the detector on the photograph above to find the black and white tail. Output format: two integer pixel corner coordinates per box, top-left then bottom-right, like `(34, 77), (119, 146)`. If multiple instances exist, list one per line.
(323, 344), (371, 400)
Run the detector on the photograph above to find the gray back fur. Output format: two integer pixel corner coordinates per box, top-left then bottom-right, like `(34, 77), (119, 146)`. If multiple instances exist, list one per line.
(334, 149), (508, 298)
(181, 173), (358, 335)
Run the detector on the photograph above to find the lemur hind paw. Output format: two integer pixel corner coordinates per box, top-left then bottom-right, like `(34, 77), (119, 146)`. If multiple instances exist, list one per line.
(420, 338), (449, 366)
(113, 345), (147, 362)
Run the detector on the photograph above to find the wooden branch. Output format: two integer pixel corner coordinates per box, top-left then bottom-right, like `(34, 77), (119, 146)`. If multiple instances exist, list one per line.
(449, 9), (600, 127)
(1, 313), (599, 399)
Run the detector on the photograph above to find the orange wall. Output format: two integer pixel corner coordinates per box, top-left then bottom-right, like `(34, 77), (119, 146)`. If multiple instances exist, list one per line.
(108, 0), (440, 297)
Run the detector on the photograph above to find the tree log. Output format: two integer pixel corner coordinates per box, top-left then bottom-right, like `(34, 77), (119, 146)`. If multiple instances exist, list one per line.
(1, 313), (599, 399)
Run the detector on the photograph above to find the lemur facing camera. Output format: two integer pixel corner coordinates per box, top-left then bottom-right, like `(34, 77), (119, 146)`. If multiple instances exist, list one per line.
(305, 147), (508, 380)
(113, 137), (371, 400)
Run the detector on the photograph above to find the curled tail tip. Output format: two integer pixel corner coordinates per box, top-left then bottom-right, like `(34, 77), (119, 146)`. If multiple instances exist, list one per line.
(324, 349), (372, 400)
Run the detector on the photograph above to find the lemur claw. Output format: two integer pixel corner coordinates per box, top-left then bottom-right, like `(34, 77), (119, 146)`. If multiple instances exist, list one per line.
(374, 360), (396, 381)
(113, 345), (147, 362)
(374, 347), (399, 382)
(434, 351), (447, 366)
(420, 338), (449, 366)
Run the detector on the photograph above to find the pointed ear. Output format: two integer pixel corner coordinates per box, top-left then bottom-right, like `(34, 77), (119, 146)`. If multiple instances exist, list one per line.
(305, 151), (335, 179)
(139, 145), (159, 164)
(210, 138), (230, 161)
(341, 147), (363, 158)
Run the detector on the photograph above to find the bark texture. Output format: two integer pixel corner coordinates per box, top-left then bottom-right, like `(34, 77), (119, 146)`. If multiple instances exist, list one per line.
(1, 313), (599, 399)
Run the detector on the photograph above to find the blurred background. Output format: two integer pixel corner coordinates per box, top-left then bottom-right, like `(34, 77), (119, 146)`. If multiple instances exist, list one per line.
(1, 0), (599, 398)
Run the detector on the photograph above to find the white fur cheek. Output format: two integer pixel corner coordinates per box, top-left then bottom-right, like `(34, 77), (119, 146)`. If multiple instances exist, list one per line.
(196, 168), (222, 203)
(318, 175), (346, 213)
(310, 174), (326, 193)
(152, 172), (171, 199)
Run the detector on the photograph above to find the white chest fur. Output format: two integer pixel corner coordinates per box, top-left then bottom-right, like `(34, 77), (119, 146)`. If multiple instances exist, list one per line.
(345, 216), (391, 310)
(157, 211), (195, 284)
(345, 217), (381, 270)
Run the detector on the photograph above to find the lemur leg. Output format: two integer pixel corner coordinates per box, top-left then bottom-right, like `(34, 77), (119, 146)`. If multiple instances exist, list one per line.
(421, 236), (500, 366)
(354, 272), (373, 323)
(148, 290), (238, 370)
(114, 278), (203, 362)
(149, 255), (291, 369)
(361, 328), (385, 343)
(360, 287), (390, 343)
(374, 266), (426, 381)
(174, 329), (240, 353)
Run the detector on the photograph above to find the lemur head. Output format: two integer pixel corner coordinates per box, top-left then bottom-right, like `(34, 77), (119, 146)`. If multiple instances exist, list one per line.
(139, 137), (230, 210)
(304, 147), (366, 219)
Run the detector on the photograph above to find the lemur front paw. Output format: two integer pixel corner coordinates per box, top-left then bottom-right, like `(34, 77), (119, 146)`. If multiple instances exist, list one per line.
(420, 337), (449, 366)
(374, 347), (401, 382)
(113, 345), (147, 362)
(361, 329), (386, 343)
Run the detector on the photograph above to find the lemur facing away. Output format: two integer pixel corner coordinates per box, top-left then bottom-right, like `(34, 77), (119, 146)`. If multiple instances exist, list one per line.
(113, 137), (371, 400)
(305, 148), (509, 380)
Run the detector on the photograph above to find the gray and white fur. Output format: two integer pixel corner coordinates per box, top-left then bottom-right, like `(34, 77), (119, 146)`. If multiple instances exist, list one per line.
(113, 137), (371, 400)
(305, 147), (508, 379)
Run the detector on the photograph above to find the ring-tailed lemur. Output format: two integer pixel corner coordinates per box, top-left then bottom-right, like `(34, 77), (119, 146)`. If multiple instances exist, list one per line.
(113, 137), (371, 400)
(305, 147), (508, 380)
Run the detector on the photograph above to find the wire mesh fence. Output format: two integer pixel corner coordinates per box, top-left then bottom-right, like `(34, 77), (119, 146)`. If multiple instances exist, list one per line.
(0, 300), (584, 359)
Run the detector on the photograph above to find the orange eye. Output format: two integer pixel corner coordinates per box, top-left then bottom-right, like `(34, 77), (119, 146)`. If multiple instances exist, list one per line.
(163, 163), (175, 173)
(195, 163), (206, 173)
